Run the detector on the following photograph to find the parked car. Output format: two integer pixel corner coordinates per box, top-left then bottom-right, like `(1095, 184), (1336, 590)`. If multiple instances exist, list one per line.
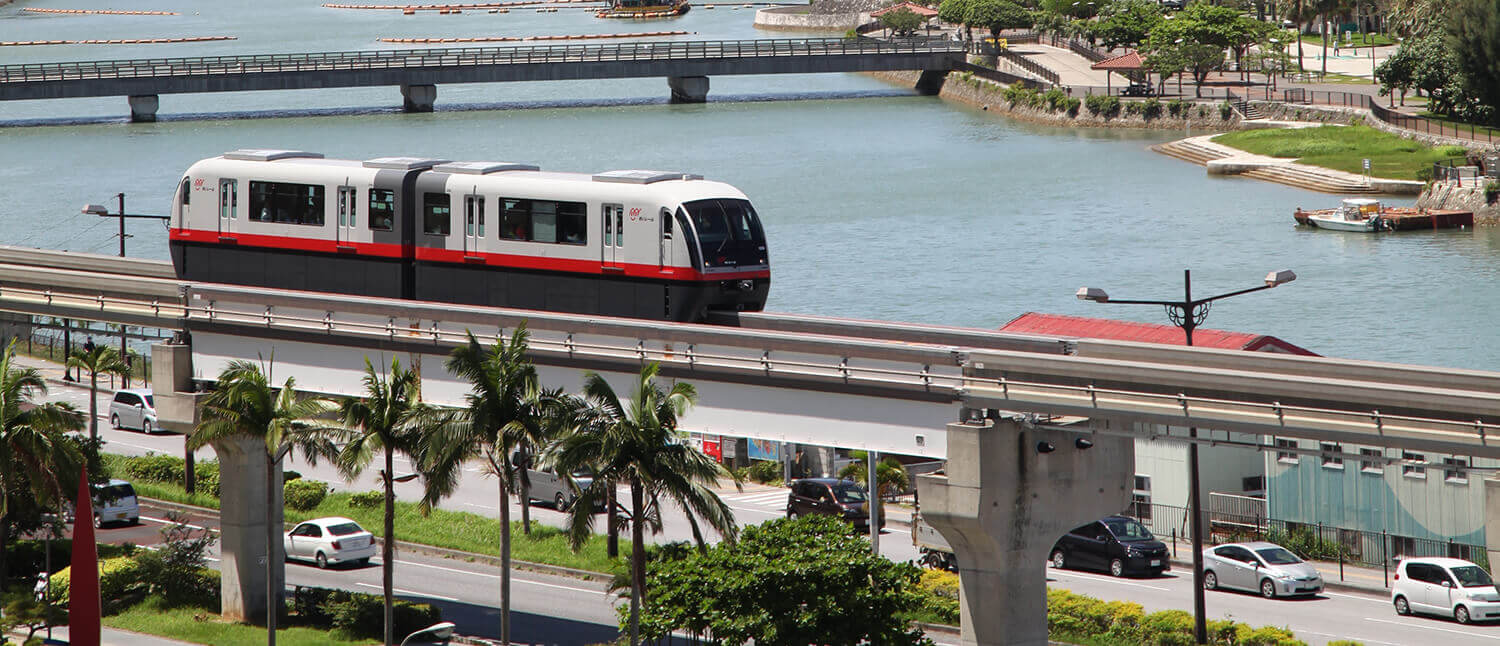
(786, 478), (884, 531)
(1050, 515), (1169, 577)
(72, 479), (139, 528)
(284, 517), (376, 569)
(1392, 557), (1500, 624)
(1161, 0), (1184, 9)
(1202, 541), (1323, 598)
(108, 388), (158, 434)
(526, 467), (600, 511)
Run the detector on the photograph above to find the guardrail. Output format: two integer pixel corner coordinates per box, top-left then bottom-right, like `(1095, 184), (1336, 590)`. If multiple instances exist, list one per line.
(0, 38), (966, 83)
(992, 46), (1059, 85)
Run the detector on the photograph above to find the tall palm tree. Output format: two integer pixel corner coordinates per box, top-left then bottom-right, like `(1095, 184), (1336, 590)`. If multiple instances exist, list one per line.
(0, 340), (84, 587)
(417, 326), (539, 646)
(1280, 0), (1310, 72)
(67, 344), (130, 444)
(335, 357), (428, 646)
(838, 450), (912, 501)
(514, 386), (571, 536)
(553, 363), (737, 646)
(188, 360), (341, 646)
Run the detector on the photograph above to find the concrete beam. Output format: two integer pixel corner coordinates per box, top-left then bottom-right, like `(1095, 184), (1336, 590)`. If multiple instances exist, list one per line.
(127, 95), (158, 122)
(151, 342), (201, 434)
(668, 76), (709, 103)
(401, 84), (436, 112)
(917, 418), (1133, 646)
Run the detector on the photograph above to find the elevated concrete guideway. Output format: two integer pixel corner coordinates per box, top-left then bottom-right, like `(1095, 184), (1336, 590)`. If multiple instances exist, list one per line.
(0, 38), (965, 120)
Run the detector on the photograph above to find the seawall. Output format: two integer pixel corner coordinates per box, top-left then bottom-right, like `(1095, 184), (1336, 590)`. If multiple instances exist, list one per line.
(1417, 180), (1500, 225)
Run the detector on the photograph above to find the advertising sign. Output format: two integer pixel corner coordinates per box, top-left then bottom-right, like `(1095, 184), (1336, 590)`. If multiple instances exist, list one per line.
(747, 438), (780, 462)
(702, 435), (722, 461)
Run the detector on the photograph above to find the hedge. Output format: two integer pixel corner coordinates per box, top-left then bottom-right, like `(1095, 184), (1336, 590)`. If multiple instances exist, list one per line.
(291, 586), (442, 640)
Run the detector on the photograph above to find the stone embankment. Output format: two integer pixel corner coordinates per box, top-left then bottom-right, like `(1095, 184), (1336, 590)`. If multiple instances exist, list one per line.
(1417, 180), (1500, 225)
(753, 5), (869, 31)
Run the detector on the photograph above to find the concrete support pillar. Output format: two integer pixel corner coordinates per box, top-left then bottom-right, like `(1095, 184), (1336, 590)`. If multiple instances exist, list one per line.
(1484, 474), (1500, 568)
(915, 69), (948, 96)
(214, 434), (285, 625)
(917, 417), (1133, 646)
(401, 84), (437, 112)
(151, 342), (200, 434)
(127, 95), (159, 122)
(668, 76), (710, 103)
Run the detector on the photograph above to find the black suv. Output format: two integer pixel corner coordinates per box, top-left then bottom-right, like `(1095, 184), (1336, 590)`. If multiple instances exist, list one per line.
(1050, 515), (1170, 577)
(786, 478), (884, 531)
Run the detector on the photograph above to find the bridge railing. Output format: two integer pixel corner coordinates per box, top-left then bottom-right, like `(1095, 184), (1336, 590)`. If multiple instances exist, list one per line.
(0, 38), (966, 83)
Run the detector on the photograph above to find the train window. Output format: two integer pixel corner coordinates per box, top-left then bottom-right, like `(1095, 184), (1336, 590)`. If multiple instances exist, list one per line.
(682, 198), (767, 268)
(368, 189), (395, 231)
(249, 181), (325, 226)
(178, 178), (190, 206)
(423, 193), (451, 236)
(500, 198), (586, 244)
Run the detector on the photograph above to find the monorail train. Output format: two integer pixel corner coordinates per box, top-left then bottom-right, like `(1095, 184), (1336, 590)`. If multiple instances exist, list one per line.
(168, 150), (770, 321)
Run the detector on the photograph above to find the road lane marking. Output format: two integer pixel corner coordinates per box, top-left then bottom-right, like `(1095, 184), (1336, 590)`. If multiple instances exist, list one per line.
(1364, 617), (1500, 639)
(139, 515), (213, 532)
(1325, 591), (1389, 605)
(1048, 569), (1170, 591)
(356, 581), (459, 602)
(397, 559), (608, 596)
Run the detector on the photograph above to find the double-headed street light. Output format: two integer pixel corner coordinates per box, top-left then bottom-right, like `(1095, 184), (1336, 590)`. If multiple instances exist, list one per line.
(1076, 268), (1295, 645)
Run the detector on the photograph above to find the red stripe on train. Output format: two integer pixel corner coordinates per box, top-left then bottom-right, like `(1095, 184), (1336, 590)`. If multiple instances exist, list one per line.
(169, 228), (770, 282)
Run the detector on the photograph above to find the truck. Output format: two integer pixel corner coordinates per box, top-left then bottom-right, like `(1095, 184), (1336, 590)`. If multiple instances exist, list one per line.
(911, 507), (957, 571)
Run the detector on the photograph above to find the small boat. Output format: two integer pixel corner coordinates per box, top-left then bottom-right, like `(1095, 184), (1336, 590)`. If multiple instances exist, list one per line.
(595, 0), (689, 18)
(1296, 198), (1389, 232)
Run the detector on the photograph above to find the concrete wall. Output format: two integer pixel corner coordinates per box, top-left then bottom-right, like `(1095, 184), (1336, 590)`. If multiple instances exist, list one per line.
(1417, 180), (1500, 225)
(753, 6), (871, 31)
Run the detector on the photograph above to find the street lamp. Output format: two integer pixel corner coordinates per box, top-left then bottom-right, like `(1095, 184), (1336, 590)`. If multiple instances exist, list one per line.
(81, 195), (170, 388)
(1076, 268), (1295, 646)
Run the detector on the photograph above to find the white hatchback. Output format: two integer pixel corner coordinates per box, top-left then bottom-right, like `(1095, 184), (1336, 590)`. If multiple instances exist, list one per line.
(1392, 557), (1500, 624)
(283, 517), (376, 569)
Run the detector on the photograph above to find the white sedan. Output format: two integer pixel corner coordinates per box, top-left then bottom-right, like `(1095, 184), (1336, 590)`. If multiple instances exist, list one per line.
(284, 517), (377, 569)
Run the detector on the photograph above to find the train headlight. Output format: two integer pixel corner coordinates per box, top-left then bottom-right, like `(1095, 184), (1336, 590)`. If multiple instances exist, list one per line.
(737, 280), (754, 292)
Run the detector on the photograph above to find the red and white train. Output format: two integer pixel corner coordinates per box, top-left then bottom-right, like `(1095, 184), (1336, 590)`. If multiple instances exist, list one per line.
(168, 149), (770, 321)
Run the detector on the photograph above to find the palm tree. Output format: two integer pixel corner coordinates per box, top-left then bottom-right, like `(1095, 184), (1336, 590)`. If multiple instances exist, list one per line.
(514, 386), (571, 536)
(335, 357), (428, 646)
(553, 363), (737, 646)
(67, 344), (130, 445)
(188, 360), (341, 646)
(0, 340), (84, 587)
(417, 326), (540, 646)
(838, 450), (912, 501)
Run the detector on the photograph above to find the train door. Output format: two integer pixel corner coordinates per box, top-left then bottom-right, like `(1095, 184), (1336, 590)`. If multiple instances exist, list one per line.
(602, 204), (624, 272)
(659, 207), (673, 268)
(217, 178), (237, 237)
(464, 193), (486, 258)
(336, 185), (357, 248)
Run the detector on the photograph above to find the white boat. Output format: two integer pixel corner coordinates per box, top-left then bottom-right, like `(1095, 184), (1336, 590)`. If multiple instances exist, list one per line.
(1303, 198), (1386, 232)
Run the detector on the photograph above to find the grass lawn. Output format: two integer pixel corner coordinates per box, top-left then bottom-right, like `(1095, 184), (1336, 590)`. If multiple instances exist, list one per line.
(1211, 125), (1468, 180)
(102, 454), (626, 576)
(106, 597), (375, 646)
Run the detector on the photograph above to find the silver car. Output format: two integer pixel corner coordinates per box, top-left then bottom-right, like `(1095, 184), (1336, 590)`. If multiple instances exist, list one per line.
(108, 388), (158, 434)
(1202, 541), (1324, 599)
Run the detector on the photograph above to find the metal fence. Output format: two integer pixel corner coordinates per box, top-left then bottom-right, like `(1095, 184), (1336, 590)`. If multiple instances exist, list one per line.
(991, 46), (1060, 85)
(1128, 500), (1489, 579)
(1282, 88), (1500, 144)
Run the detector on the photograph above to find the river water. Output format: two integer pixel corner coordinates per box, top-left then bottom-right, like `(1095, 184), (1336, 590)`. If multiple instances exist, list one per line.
(0, 0), (1491, 370)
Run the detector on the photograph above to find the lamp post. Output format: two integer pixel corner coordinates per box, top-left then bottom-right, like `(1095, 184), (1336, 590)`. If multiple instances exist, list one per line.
(1076, 268), (1296, 646)
(81, 195), (170, 389)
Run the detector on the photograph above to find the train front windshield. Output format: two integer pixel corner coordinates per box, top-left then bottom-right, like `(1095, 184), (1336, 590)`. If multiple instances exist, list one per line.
(682, 199), (767, 268)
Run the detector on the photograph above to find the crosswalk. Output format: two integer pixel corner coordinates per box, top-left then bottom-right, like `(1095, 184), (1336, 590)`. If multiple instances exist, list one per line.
(719, 489), (789, 514)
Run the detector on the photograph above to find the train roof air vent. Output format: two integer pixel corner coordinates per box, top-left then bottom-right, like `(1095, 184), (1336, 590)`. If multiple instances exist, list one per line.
(592, 170), (702, 185)
(363, 157), (451, 171)
(431, 161), (540, 175)
(223, 149), (325, 162)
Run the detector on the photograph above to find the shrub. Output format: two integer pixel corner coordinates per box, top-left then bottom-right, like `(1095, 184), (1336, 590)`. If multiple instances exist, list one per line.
(1416, 166), (1434, 182)
(1236, 624), (1306, 646)
(1063, 97), (1081, 117)
(1085, 94), (1120, 117)
(348, 490), (384, 509)
(1125, 101), (1144, 115)
(746, 459), (782, 485)
(1265, 527), (1350, 561)
(1042, 87), (1068, 112)
(1142, 98), (1162, 119)
(1199, 106), (1210, 117)
(1167, 98), (1187, 117)
(117, 453), (221, 497)
(1486, 181), (1500, 204)
(292, 586), (441, 640)
(1220, 100), (1234, 120)
(48, 556), (147, 612)
(915, 569), (959, 625)
(284, 479), (330, 511)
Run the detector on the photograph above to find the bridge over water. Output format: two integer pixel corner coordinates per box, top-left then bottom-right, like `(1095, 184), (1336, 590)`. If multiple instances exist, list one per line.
(0, 37), (965, 120)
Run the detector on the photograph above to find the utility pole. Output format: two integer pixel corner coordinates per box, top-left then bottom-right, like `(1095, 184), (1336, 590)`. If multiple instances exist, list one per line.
(82, 193), (168, 389)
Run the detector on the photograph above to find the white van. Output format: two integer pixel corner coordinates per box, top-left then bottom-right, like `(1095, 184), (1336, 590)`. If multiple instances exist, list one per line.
(1392, 557), (1500, 624)
(70, 479), (140, 528)
(108, 388), (158, 434)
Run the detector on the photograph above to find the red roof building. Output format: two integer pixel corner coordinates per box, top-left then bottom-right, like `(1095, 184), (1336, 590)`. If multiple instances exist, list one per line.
(1000, 312), (1318, 356)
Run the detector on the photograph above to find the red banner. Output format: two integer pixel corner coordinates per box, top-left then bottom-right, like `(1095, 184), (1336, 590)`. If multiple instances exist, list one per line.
(69, 470), (100, 646)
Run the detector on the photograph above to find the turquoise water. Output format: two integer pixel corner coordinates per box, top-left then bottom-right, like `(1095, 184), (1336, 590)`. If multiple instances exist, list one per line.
(2, 0), (1492, 370)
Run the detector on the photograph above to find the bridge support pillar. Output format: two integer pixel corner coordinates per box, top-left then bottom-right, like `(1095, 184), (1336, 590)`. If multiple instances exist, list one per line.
(402, 84), (437, 112)
(127, 94), (159, 122)
(915, 69), (948, 95)
(917, 417), (1133, 646)
(668, 76), (710, 103)
(213, 434), (286, 625)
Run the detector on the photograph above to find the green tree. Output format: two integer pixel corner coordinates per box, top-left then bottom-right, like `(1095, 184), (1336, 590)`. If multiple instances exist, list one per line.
(636, 515), (934, 645)
(1143, 3), (1256, 95)
(880, 7), (928, 35)
(939, 0), (973, 40)
(1092, 0), (1164, 49)
(553, 363), (736, 646)
(1448, 0), (1500, 123)
(67, 344), (130, 445)
(1387, 0), (1446, 37)
(0, 341), (84, 589)
(336, 357), (429, 646)
(417, 327), (541, 646)
(1040, 0), (1099, 19)
(187, 360), (341, 645)
(1376, 37), (1418, 104)
(966, 0), (1036, 39)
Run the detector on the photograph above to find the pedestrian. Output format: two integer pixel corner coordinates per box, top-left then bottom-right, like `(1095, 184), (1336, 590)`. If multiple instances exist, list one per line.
(83, 336), (96, 354)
